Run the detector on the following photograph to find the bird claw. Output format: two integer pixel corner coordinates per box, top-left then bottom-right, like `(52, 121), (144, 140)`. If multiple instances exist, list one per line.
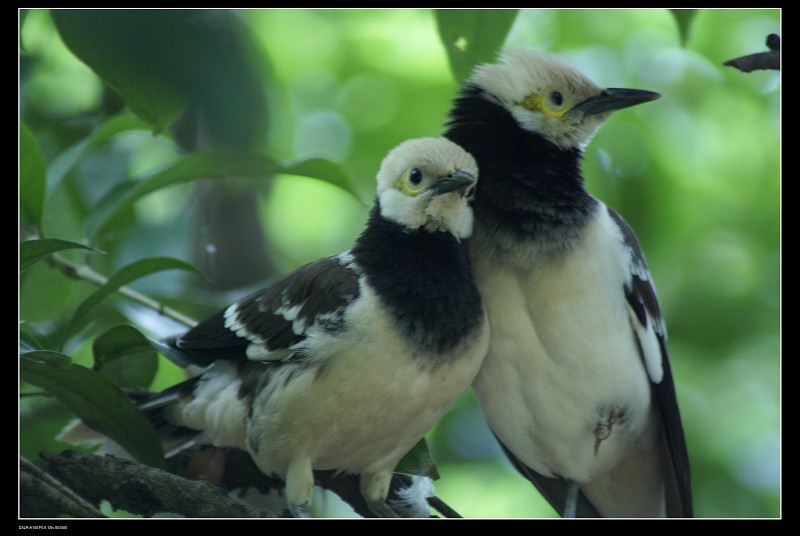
(288, 502), (313, 518)
(368, 500), (400, 518)
(564, 481), (580, 518)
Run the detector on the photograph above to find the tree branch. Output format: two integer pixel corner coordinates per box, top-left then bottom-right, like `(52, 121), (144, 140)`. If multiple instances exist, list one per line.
(428, 495), (463, 518)
(48, 253), (198, 328)
(20, 456), (106, 518)
(25, 448), (462, 518)
(32, 450), (276, 518)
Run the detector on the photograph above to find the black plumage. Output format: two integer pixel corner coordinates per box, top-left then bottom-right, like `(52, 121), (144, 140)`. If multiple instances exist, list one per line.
(447, 85), (596, 252)
(173, 202), (483, 364)
(176, 255), (361, 360)
(352, 204), (484, 356)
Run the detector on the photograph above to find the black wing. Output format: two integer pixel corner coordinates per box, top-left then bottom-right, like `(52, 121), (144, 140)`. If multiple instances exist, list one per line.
(608, 206), (693, 517)
(496, 437), (601, 518)
(167, 253), (361, 365)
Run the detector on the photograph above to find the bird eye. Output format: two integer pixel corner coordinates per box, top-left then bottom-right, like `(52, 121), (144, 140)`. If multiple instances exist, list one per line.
(409, 169), (423, 185)
(550, 91), (564, 107)
(464, 184), (476, 200)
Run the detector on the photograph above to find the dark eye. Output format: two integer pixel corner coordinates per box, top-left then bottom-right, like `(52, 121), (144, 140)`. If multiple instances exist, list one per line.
(550, 91), (563, 106)
(409, 169), (423, 185)
(464, 184), (476, 200)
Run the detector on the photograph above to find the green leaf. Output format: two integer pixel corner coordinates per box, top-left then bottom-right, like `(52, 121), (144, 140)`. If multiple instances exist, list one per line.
(670, 9), (698, 46)
(395, 438), (439, 479)
(19, 9), (30, 51)
(435, 9), (519, 83)
(47, 114), (152, 191)
(65, 257), (201, 341)
(20, 123), (47, 229)
(88, 151), (364, 239)
(20, 238), (105, 272)
(20, 353), (165, 468)
(51, 10), (185, 132)
(21, 350), (73, 368)
(20, 330), (43, 353)
(20, 392), (51, 399)
(92, 325), (159, 390)
(83, 179), (141, 240)
(49, 10), (268, 149)
(282, 158), (362, 202)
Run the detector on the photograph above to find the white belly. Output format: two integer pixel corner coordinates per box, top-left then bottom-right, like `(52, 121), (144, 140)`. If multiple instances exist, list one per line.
(249, 292), (490, 477)
(170, 287), (490, 480)
(471, 218), (655, 483)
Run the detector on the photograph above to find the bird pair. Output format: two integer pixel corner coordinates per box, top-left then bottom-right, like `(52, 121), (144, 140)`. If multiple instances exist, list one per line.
(112, 50), (693, 518)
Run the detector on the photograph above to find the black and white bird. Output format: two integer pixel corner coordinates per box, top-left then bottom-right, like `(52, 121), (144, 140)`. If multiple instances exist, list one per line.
(148, 137), (488, 517)
(443, 50), (692, 517)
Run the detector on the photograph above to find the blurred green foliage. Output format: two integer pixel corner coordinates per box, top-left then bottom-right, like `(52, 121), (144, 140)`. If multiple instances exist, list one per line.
(436, 9), (519, 81)
(19, 9), (779, 518)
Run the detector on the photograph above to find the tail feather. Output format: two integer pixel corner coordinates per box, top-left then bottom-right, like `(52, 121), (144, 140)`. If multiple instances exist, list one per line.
(135, 376), (200, 411)
(388, 475), (435, 518)
(135, 376), (208, 458)
(59, 375), (208, 460)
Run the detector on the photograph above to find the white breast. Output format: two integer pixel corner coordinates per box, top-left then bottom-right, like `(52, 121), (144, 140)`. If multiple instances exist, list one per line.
(245, 284), (490, 478)
(471, 209), (654, 482)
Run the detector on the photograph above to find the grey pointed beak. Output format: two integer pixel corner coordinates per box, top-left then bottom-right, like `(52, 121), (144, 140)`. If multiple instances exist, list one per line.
(426, 170), (476, 197)
(568, 88), (661, 117)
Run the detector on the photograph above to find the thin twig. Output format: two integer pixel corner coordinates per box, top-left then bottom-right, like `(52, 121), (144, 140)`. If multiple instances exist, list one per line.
(48, 252), (198, 328)
(428, 495), (463, 518)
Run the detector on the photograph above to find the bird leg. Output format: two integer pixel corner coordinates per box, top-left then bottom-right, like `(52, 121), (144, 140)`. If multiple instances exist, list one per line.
(367, 500), (400, 518)
(564, 480), (580, 518)
(287, 503), (313, 518)
(361, 469), (399, 518)
(593, 406), (625, 455)
(285, 457), (315, 518)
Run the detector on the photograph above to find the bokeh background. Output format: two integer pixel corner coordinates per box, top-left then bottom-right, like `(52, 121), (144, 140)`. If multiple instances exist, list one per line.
(20, 9), (780, 518)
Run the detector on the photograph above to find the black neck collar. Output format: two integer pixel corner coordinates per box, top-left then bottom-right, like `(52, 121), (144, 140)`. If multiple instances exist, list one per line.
(351, 205), (484, 356)
(444, 85), (596, 247)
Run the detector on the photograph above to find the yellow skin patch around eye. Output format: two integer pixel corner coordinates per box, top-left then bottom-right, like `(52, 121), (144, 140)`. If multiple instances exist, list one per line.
(522, 93), (568, 120)
(395, 170), (424, 197)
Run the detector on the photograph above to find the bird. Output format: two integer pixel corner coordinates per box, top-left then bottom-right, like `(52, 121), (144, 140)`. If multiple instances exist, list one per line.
(443, 50), (692, 517)
(144, 137), (489, 517)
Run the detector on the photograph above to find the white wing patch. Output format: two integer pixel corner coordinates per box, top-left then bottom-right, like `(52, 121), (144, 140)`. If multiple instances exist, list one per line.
(224, 303), (286, 361)
(337, 251), (356, 269)
(224, 303), (265, 345)
(275, 301), (310, 336)
(626, 299), (664, 384)
(606, 205), (666, 386)
(208, 254), (363, 364)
